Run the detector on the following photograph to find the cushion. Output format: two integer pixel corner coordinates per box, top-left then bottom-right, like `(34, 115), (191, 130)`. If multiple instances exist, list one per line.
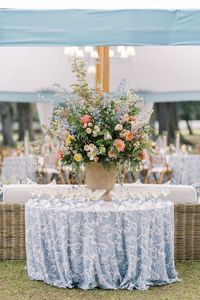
(3, 183), (198, 204)
(115, 183), (198, 204)
(192, 183), (200, 201)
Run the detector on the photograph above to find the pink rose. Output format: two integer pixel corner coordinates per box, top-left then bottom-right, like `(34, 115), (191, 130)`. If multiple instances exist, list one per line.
(108, 148), (116, 158)
(124, 131), (134, 141)
(113, 139), (125, 152)
(80, 115), (91, 124)
(57, 150), (63, 160)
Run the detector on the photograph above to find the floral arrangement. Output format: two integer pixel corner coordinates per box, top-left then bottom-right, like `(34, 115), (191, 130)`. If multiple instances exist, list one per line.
(48, 59), (152, 170)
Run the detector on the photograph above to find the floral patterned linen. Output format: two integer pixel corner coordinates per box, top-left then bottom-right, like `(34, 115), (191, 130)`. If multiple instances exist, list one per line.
(168, 154), (200, 185)
(25, 191), (178, 291)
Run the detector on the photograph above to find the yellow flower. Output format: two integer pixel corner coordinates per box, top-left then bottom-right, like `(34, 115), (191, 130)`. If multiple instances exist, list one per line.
(66, 135), (75, 145)
(74, 153), (82, 162)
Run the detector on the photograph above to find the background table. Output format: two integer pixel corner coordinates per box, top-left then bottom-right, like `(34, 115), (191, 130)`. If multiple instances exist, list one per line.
(168, 154), (200, 185)
(25, 190), (178, 290)
(1, 156), (36, 183)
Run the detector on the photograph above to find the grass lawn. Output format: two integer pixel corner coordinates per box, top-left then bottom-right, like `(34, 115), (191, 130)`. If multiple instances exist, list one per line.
(0, 261), (200, 300)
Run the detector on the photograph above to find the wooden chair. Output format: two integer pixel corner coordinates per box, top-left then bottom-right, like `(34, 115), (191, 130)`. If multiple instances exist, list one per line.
(144, 154), (172, 184)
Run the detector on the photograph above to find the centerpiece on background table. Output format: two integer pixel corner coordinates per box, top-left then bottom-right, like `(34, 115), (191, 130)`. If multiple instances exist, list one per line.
(48, 59), (152, 201)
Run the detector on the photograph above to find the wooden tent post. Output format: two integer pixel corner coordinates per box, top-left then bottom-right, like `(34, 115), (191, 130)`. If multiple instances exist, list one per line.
(96, 46), (109, 92)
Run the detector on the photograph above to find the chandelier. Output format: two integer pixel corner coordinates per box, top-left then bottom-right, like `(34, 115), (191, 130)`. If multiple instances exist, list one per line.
(64, 46), (136, 59)
(64, 46), (136, 74)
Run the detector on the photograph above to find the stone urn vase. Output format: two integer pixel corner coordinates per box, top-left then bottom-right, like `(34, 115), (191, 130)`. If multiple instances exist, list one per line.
(85, 162), (116, 201)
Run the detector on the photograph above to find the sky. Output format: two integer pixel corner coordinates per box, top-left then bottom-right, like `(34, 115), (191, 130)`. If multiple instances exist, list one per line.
(1, 0), (200, 9)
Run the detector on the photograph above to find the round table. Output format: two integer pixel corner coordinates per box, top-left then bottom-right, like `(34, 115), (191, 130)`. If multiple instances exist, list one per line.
(25, 190), (178, 290)
(2, 155), (36, 183)
(168, 154), (200, 184)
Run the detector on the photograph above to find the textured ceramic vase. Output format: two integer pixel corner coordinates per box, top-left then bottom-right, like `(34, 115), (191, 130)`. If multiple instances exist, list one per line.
(85, 162), (116, 201)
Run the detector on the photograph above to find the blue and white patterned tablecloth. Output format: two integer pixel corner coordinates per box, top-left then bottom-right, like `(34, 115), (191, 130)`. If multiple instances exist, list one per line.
(168, 154), (200, 185)
(25, 189), (178, 291)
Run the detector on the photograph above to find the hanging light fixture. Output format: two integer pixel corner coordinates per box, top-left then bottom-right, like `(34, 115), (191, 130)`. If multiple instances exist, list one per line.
(109, 49), (115, 58)
(64, 46), (135, 60)
(90, 50), (99, 58)
(127, 47), (136, 56)
(76, 49), (84, 58)
(117, 46), (126, 53)
(85, 46), (94, 53)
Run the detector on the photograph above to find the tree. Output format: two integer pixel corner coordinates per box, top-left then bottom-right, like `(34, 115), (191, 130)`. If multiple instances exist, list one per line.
(17, 103), (34, 141)
(155, 102), (179, 143)
(178, 102), (200, 135)
(0, 103), (14, 146)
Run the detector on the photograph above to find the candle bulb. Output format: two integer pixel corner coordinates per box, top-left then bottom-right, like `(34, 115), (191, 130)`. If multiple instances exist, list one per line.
(175, 131), (180, 152)
(162, 131), (168, 153)
(24, 130), (29, 156)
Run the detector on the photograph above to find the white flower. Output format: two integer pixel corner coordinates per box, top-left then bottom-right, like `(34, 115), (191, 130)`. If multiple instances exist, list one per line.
(86, 128), (92, 134)
(93, 130), (98, 137)
(84, 145), (90, 151)
(89, 156), (94, 161)
(73, 150), (77, 154)
(99, 146), (106, 154)
(104, 133), (112, 140)
(83, 123), (87, 129)
(94, 125), (100, 132)
(134, 141), (140, 149)
(115, 124), (123, 131)
(88, 144), (96, 151)
(88, 122), (93, 127)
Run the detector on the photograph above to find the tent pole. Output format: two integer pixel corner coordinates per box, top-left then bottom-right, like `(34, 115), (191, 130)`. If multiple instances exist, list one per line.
(96, 46), (109, 92)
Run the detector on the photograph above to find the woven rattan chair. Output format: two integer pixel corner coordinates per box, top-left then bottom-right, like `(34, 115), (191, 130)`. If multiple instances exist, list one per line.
(0, 204), (25, 260)
(174, 204), (200, 260)
(1, 203), (200, 261)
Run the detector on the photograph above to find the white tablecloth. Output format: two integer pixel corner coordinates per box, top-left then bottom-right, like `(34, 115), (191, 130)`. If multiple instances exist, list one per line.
(25, 189), (178, 290)
(168, 154), (200, 185)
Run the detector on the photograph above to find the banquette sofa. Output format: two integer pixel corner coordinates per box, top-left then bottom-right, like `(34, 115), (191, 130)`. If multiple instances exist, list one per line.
(0, 184), (199, 261)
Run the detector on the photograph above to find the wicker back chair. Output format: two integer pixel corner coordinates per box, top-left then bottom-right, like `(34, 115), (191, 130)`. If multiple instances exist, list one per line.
(0, 204), (25, 260)
(174, 204), (200, 260)
(1, 203), (200, 261)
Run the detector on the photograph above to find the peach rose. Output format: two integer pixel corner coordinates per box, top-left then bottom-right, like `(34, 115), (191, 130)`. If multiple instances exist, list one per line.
(113, 139), (125, 152)
(125, 131), (134, 141)
(80, 115), (91, 124)
(139, 152), (145, 161)
(129, 115), (135, 122)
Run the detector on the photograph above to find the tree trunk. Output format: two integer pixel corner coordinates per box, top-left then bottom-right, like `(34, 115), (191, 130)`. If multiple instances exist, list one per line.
(17, 103), (34, 141)
(155, 102), (179, 143)
(0, 103), (14, 146)
(186, 120), (193, 135)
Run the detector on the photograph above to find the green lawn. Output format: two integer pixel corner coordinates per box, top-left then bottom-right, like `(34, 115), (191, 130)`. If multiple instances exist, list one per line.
(0, 261), (200, 300)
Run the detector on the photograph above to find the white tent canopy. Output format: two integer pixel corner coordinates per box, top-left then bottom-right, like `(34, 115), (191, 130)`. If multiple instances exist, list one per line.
(1, 46), (200, 103)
